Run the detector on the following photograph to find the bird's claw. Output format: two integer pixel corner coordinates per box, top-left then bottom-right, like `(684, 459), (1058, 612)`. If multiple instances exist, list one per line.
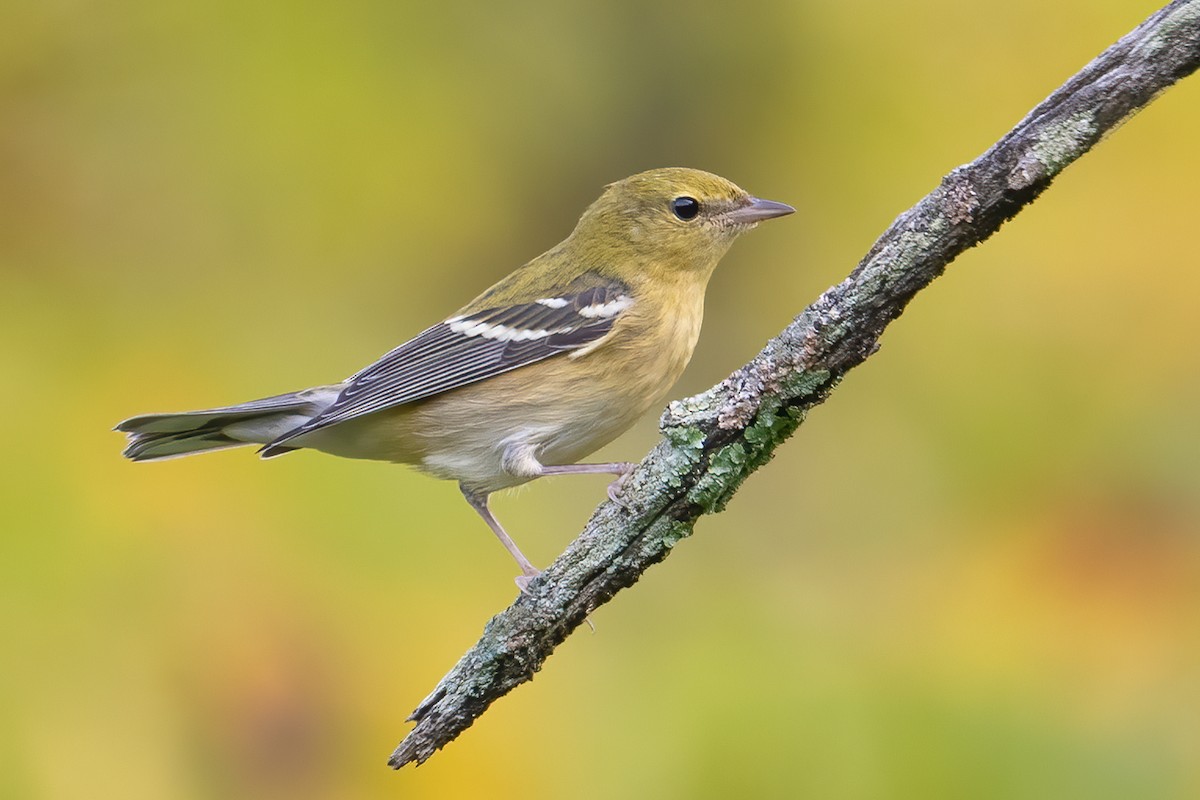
(515, 570), (541, 594)
(605, 463), (637, 509)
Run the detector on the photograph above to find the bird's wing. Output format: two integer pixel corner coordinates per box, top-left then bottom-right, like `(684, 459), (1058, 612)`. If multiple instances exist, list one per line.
(260, 277), (633, 454)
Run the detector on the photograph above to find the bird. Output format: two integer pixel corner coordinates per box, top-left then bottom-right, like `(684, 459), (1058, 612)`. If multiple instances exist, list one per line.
(116, 167), (794, 588)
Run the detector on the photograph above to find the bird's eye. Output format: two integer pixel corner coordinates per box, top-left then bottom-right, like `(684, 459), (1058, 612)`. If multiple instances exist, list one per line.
(671, 196), (700, 221)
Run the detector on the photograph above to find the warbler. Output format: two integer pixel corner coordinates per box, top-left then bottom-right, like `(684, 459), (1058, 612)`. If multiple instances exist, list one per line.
(117, 167), (793, 587)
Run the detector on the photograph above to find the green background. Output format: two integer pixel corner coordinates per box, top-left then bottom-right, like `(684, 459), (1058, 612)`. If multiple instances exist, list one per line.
(4, 1), (1199, 798)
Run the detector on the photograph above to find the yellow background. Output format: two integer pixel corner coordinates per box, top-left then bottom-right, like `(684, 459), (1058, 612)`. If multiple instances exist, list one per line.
(3, 1), (1198, 797)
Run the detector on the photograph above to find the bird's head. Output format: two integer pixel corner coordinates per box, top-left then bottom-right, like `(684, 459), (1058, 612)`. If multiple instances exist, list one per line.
(568, 167), (794, 280)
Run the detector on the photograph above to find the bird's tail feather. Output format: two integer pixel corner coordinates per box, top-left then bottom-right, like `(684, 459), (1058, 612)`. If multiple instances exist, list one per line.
(116, 386), (340, 462)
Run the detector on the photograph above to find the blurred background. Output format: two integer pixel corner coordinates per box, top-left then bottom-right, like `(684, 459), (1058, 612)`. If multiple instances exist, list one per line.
(3, 0), (1198, 797)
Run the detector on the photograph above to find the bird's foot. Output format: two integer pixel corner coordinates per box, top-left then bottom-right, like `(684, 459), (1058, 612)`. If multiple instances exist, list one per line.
(605, 463), (637, 508)
(515, 569), (542, 594)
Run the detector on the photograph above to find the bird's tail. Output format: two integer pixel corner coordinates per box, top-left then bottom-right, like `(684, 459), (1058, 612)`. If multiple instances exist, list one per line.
(116, 386), (340, 462)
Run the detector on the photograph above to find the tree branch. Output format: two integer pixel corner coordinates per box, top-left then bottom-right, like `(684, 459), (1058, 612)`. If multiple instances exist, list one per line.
(389, 0), (1200, 769)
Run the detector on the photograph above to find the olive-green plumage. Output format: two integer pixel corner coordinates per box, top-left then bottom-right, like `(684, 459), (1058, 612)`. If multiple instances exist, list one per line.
(117, 167), (793, 585)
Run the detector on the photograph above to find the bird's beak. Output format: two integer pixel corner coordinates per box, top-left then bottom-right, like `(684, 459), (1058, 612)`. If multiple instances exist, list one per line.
(723, 196), (796, 225)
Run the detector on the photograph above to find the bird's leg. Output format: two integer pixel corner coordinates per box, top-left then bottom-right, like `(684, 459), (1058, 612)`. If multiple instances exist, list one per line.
(537, 461), (636, 505)
(460, 485), (541, 591)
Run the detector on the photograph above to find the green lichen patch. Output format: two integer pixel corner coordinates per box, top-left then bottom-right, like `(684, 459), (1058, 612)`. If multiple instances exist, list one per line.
(687, 398), (807, 514)
(661, 520), (695, 549)
(688, 441), (748, 513)
(664, 424), (707, 450)
(780, 368), (832, 402)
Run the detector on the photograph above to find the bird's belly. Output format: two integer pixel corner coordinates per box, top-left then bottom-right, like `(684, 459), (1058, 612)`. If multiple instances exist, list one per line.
(409, 373), (653, 492)
(419, 412), (627, 491)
